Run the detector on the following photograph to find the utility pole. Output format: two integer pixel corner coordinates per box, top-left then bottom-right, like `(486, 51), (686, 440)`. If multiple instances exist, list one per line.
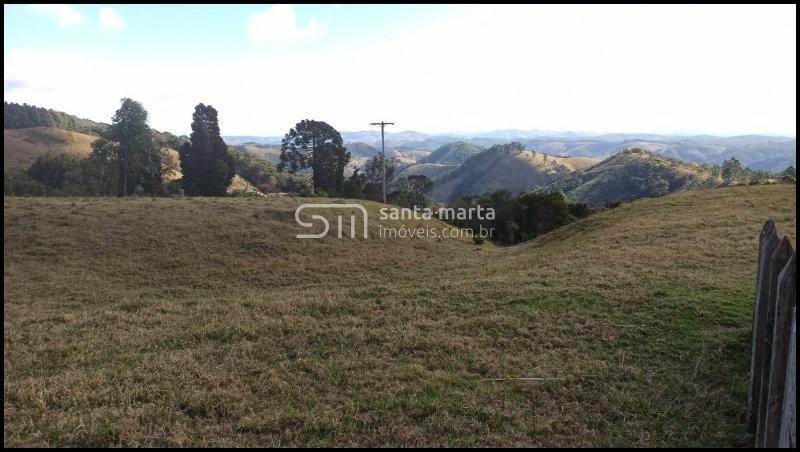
(369, 121), (394, 203)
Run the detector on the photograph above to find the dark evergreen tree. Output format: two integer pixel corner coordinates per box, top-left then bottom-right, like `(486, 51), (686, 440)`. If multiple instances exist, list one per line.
(721, 157), (744, 184)
(86, 98), (162, 196)
(342, 167), (366, 199)
(180, 103), (235, 196)
(518, 191), (573, 238)
(85, 137), (119, 195)
(278, 119), (350, 195)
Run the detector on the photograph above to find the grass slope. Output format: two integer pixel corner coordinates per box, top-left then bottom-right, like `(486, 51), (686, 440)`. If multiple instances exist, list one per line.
(4, 127), (96, 170)
(3, 184), (796, 447)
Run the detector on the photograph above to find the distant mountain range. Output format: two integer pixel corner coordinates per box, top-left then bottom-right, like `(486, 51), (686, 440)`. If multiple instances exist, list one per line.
(4, 101), (794, 172)
(3, 102), (794, 208)
(518, 136), (796, 172)
(225, 129), (796, 172)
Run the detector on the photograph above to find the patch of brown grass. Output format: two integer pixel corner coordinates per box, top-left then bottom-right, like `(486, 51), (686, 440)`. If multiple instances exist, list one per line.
(3, 127), (96, 170)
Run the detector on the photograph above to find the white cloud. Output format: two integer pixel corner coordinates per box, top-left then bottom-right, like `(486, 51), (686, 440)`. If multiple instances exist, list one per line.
(99, 7), (125, 32)
(4, 6), (796, 137)
(26, 4), (85, 27)
(246, 5), (324, 44)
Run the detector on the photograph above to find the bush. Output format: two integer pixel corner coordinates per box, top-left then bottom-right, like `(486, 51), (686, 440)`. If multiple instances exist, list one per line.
(4, 170), (48, 196)
(473, 236), (485, 245)
(28, 153), (82, 191)
(569, 202), (591, 219)
(165, 179), (183, 196)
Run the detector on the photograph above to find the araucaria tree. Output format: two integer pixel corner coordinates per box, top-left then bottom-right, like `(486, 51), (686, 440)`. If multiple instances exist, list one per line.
(278, 119), (350, 195)
(180, 103), (235, 196)
(88, 98), (162, 196)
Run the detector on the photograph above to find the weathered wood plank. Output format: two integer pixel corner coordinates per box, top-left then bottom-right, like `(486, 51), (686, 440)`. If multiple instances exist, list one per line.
(765, 252), (795, 447)
(755, 237), (794, 447)
(778, 308), (796, 449)
(749, 220), (780, 431)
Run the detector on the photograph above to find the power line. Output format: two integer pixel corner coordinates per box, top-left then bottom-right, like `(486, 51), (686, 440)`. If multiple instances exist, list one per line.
(369, 121), (394, 203)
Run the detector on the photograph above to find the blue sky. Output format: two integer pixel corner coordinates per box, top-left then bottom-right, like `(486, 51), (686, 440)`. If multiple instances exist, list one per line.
(4, 4), (797, 136)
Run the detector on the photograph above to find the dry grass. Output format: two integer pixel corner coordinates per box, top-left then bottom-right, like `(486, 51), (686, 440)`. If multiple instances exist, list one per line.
(3, 184), (796, 446)
(3, 127), (96, 170)
(517, 151), (600, 171)
(226, 175), (265, 196)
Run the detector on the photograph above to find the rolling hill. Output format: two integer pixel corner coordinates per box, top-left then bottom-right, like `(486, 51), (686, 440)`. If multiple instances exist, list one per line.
(432, 142), (599, 202)
(4, 101), (107, 135)
(4, 127), (96, 169)
(537, 148), (722, 207)
(345, 141), (381, 157)
(418, 141), (484, 165)
(3, 185), (795, 446)
(343, 142), (429, 166)
(4, 127), (185, 181)
(230, 142), (283, 163)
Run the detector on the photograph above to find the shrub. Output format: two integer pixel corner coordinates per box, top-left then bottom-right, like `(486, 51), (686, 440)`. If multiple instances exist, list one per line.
(4, 170), (48, 196)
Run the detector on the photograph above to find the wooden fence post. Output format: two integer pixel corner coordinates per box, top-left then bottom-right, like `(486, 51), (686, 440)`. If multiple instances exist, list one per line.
(755, 238), (793, 447)
(765, 252), (795, 447)
(748, 220), (780, 430)
(778, 307), (796, 448)
(748, 220), (796, 448)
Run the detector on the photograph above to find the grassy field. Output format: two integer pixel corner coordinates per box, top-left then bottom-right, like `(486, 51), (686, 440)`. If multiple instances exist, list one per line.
(3, 184), (796, 447)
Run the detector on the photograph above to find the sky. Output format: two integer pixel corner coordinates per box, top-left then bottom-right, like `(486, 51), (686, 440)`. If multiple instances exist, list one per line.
(3, 4), (797, 137)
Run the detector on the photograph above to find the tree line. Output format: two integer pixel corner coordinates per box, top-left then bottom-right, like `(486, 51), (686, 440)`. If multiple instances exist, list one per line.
(4, 101), (423, 200)
(6, 99), (795, 207)
(719, 157), (795, 185)
(4, 101), (106, 135)
(276, 119), (435, 205)
(446, 190), (591, 245)
(5, 98), (236, 197)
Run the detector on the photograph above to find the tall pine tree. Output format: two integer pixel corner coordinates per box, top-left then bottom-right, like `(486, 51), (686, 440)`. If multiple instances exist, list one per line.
(180, 103), (235, 196)
(87, 98), (162, 196)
